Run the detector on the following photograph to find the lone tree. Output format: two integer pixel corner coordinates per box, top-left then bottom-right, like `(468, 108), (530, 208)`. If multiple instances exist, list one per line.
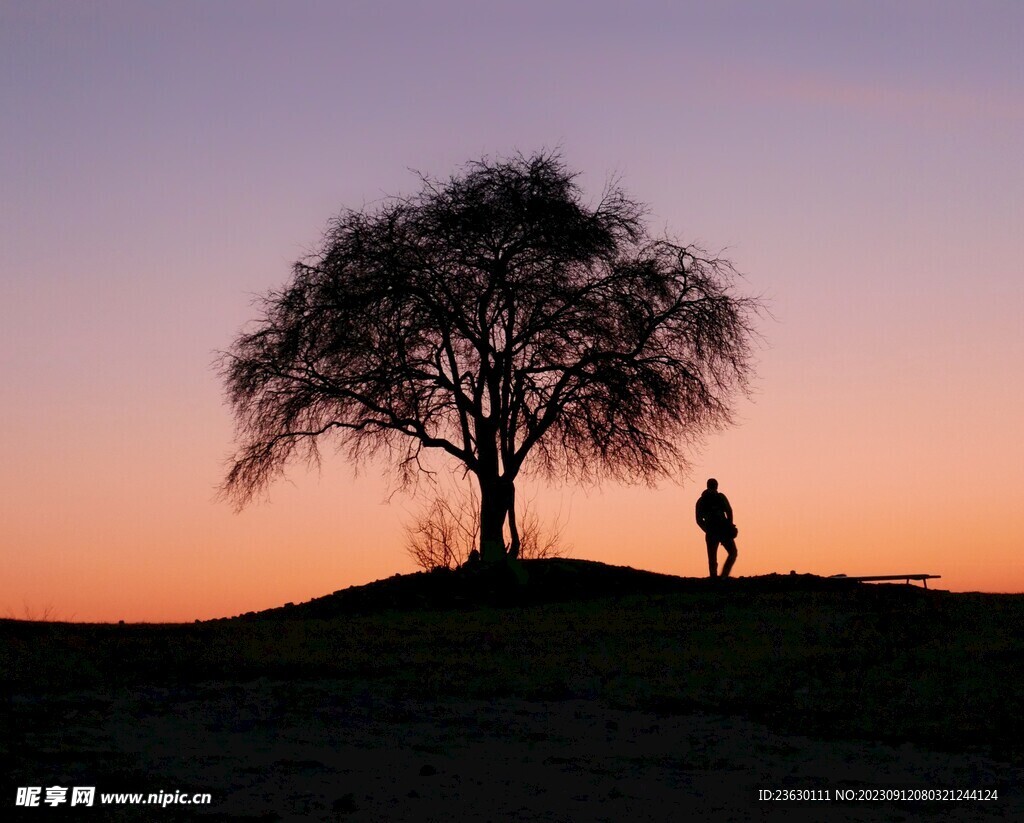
(221, 152), (759, 563)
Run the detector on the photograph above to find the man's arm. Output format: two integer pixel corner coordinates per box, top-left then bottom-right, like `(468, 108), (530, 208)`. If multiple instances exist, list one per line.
(722, 494), (733, 523)
(695, 500), (705, 530)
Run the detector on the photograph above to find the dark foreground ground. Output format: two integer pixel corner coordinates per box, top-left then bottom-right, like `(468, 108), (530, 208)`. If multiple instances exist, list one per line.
(3, 560), (1023, 821)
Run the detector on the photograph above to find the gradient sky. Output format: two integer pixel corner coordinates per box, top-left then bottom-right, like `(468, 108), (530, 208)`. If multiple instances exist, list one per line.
(2, 1), (1022, 622)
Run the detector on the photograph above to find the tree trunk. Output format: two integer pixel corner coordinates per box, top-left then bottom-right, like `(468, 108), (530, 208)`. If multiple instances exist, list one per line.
(475, 416), (510, 563)
(478, 474), (509, 563)
(506, 481), (521, 559)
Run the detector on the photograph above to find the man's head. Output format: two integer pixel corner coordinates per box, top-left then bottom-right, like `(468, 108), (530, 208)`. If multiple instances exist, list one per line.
(707, 478), (718, 491)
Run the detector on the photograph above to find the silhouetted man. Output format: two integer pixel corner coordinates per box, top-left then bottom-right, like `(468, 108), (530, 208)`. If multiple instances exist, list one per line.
(696, 478), (737, 578)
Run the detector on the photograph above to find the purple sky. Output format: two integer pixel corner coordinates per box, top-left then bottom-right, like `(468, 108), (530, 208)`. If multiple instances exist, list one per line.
(2, 2), (1023, 620)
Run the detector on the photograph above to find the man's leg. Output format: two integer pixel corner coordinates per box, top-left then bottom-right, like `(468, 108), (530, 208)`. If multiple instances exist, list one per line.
(720, 537), (738, 578)
(706, 534), (719, 578)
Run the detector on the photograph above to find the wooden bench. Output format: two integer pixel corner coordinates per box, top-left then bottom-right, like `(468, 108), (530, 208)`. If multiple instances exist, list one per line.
(829, 574), (941, 589)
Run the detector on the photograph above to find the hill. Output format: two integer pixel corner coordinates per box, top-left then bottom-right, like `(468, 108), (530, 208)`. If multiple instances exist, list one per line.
(234, 559), (876, 620)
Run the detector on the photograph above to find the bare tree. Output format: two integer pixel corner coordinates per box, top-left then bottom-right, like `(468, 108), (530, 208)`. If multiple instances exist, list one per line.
(221, 152), (759, 563)
(406, 485), (567, 571)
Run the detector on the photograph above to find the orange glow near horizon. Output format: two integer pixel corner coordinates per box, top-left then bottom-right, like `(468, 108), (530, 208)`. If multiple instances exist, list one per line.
(4, 360), (1021, 624)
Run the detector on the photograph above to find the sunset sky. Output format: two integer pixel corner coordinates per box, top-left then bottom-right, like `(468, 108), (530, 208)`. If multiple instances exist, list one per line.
(3, 1), (1022, 622)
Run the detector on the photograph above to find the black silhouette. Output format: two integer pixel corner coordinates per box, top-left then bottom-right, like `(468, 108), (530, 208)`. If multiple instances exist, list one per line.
(221, 152), (759, 564)
(696, 478), (738, 578)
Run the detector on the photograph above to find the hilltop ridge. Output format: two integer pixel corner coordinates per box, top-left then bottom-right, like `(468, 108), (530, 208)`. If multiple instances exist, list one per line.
(229, 559), (916, 621)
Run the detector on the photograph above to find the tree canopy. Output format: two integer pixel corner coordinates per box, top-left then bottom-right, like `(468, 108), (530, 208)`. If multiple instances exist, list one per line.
(221, 152), (759, 562)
